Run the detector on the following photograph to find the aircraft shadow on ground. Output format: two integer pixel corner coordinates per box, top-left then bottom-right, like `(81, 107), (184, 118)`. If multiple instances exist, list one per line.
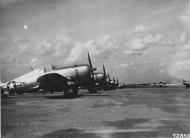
(44, 94), (83, 99)
(40, 128), (100, 138)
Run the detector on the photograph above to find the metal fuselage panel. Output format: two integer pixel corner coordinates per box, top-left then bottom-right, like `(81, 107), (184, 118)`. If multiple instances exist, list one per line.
(2, 69), (44, 92)
(50, 65), (93, 87)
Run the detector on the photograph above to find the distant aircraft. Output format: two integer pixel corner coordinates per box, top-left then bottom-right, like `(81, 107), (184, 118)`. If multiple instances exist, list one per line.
(150, 82), (167, 87)
(116, 78), (120, 87)
(183, 79), (190, 89)
(1, 53), (97, 97)
(104, 76), (117, 90)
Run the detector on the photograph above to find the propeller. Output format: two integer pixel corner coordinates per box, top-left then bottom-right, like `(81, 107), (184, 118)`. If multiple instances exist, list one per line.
(107, 74), (111, 82)
(113, 77), (115, 83)
(106, 74), (111, 85)
(103, 65), (106, 78)
(117, 78), (119, 85)
(44, 67), (46, 73)
(88, 52), (96, 71)
(88, 52), (96, 85)
(183, 79), (185, 84)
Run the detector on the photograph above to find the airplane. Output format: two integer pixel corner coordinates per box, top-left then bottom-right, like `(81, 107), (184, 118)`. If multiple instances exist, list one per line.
(103, 75), (117, 90)
(1, 53), (98, 97)
(150, 82), (167, 87)
(93, 65), (107, 90)
(110, 77), (116, 89)
(183, 79), (190, 89)
(116, 78), (120, 88)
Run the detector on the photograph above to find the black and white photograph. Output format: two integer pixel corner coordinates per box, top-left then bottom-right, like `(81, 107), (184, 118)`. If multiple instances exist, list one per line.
(1, 0), (190, 137)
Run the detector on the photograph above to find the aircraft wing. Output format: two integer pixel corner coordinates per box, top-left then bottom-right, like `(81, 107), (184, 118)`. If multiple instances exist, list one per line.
(37, 73), (72, 92)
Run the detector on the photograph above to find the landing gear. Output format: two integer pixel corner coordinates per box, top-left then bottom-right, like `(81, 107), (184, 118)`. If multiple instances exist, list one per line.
(50, 91), (54, 94)
(88, 88), (97, 93)
(17, 91), (23, 95)
(9, 90), (15, 96)
(64, 85), (78, 97)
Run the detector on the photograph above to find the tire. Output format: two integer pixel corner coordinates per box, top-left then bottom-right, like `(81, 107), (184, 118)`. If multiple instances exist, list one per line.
(1, 88), (4, 94)
(9, 90), (14, 96)
(64, 86), (78, 97)
(88, 88), (97, 93)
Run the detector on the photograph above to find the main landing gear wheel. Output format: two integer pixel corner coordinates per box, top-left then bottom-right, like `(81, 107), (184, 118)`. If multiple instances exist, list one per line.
(88, 88), (97, 93)
(64, 86), (78, 97)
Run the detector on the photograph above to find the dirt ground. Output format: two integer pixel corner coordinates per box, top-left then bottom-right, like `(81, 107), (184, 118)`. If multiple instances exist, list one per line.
(1, 87), (190, 138)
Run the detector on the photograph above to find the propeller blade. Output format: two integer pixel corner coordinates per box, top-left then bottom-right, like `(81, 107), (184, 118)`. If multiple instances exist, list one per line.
(103, 65), (106, 77)
(44, 67), (46, 73)
(88, 52), (92, 69)
(113, 77), (115, 84)
(108, 74), (110, 81)
(117, 78), (119, 85)
(88, 52), (97, 71)
(87, 52), (96, 85)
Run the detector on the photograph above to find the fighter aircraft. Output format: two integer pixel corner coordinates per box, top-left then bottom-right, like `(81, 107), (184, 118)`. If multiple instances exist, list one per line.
(93, 65), (107, 90)
(110, 77), (116, 89)
(116, 78), (120, 87)
(103, 75), (117, 90)
(183, 79), (190, 89)
(1, 53), (97, 97)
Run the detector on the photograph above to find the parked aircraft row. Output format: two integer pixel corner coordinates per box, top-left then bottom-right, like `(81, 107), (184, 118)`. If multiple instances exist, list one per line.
(183, 79), (190, 89)
(0, 53), (120, 97)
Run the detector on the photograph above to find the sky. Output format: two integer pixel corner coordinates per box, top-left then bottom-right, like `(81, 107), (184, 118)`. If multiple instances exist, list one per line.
(0, 0), (190, 83)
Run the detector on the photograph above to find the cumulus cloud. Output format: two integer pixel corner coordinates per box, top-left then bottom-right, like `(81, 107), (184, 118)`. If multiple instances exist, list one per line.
(24, 25), (28, 31)
(0, 26), (178, 82)
(135, 24), (147, 32)
(143, 34), (162, 44)
(168, 60), (190, 80)
(30, 58), (41, 67)
(129, 38), (147, 51)
(178, 1), (190, 31)
(167, 32), (190, 80)
(179, 14), (190, 30)
(180, 32), (188, 43)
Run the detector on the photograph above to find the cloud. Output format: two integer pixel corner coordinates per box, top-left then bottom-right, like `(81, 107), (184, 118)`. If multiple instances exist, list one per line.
(178, 0), (190, 31)
(143, 34), (162, 44)
(0, 26), (178, 83)
(168, 60), (190, 80)
(180, 32), (188, 43)
(177, 0), (190, 31)
(135, 24), (147, 32)
(129, 38), (147, 51)
(167, 32), (190, 80)
(30, 58), (41, 67)
(24, 25), (28, 31)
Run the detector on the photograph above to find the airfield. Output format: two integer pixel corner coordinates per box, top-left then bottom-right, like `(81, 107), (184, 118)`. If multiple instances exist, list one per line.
(2, 87), (190, 138)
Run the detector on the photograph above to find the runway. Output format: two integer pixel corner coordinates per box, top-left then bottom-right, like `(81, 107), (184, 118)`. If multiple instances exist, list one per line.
(1, 88), (190, 138)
